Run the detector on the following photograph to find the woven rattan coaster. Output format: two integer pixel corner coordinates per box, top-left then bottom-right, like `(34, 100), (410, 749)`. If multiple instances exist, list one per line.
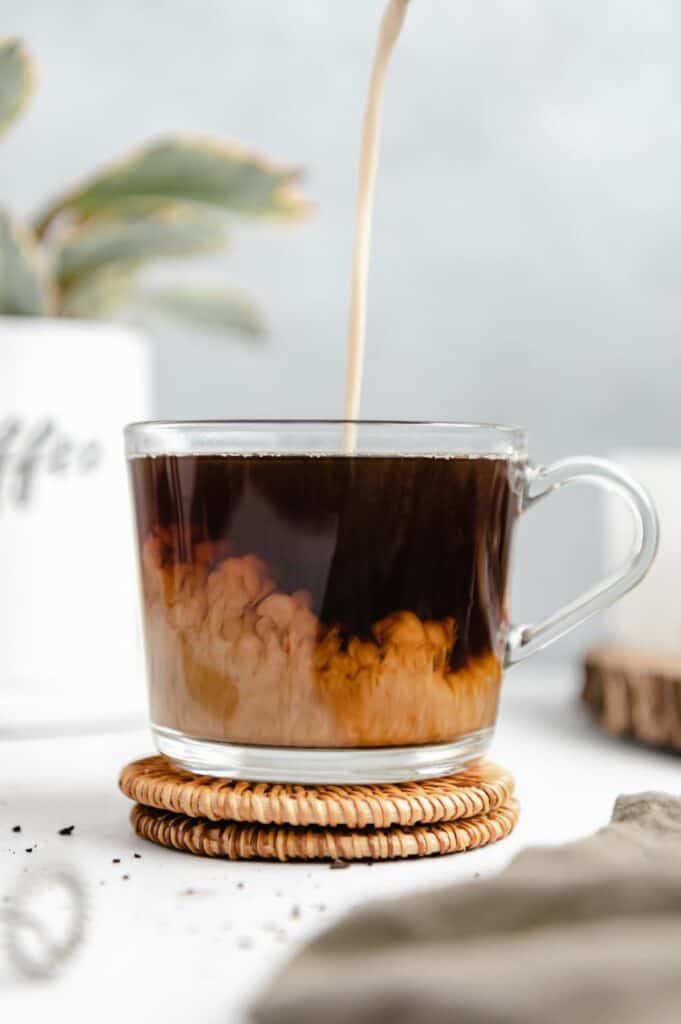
(130, 800), (519, 862)
(119, 755), (515, 829)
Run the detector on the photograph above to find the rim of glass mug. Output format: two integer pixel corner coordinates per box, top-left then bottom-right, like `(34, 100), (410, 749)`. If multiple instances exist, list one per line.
(124, 419), (658, 781)
(124, 419), (528, 458)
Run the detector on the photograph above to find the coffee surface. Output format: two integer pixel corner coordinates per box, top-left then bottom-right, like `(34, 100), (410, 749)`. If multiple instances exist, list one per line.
(131, 454), (520, 748)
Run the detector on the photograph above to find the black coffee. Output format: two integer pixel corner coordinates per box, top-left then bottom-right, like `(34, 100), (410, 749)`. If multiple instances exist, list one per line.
(130, 454), (521, 747)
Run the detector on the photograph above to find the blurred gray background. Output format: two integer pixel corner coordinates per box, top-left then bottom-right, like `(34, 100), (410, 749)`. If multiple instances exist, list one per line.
(2, 0), (680, 661)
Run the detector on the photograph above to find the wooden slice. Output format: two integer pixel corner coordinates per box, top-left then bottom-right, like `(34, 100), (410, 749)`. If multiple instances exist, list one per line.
(119, 755), (515, 828)
(583, 646), (681, 751)
(130, 800), (519, 862)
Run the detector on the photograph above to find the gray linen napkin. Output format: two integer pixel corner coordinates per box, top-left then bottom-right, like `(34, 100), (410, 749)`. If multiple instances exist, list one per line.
(252, 794), (681, 1024)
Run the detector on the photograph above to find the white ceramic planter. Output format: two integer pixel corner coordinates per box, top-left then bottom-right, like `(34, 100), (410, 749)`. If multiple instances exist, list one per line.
(603, 449), (681, 655)
(0, 317), (150, 732)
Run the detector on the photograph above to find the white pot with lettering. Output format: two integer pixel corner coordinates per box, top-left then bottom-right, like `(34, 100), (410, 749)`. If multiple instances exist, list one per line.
(0, 317), (150, 733)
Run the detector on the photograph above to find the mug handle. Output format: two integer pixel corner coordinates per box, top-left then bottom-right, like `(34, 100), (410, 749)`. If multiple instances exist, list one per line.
(505, 457), (659, 666)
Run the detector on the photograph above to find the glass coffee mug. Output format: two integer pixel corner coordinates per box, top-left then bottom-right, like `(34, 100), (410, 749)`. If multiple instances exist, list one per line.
(125, 421), (657, 783)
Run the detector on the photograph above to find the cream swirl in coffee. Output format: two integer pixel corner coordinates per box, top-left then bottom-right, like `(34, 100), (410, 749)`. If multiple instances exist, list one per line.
(130, 453), (519, 748)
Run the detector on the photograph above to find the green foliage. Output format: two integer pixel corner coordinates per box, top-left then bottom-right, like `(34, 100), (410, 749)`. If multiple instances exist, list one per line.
(59, 265), (135, 319)
(54, 205), (228, 285)
(53, 205), (231, 315)
(134, 285), (266, 338)
(35, 137), (306, 235)
(0, 39), (33, 138)
(0, 209), (50, 315)
(0, 41), (307, 335)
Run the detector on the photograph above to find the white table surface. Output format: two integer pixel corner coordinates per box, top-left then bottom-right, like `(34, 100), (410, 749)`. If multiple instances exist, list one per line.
(2, 662), (679, 1023)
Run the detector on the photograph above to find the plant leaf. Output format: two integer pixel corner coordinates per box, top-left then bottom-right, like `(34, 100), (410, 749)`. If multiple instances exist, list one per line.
(54, 204), (228, 285)
(0, 38), (34, 137)
(134, 285), (265, 337)
(35, 137), (308, 235)
(59, 264), (134, 319)
(0, 208), (50, 314)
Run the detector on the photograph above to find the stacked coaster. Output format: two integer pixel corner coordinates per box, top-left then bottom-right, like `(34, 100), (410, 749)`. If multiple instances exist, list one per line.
(119, 755), (519, 862)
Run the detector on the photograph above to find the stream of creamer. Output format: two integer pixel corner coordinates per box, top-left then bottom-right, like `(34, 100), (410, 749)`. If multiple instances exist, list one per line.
(343, 0), (411, 452)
